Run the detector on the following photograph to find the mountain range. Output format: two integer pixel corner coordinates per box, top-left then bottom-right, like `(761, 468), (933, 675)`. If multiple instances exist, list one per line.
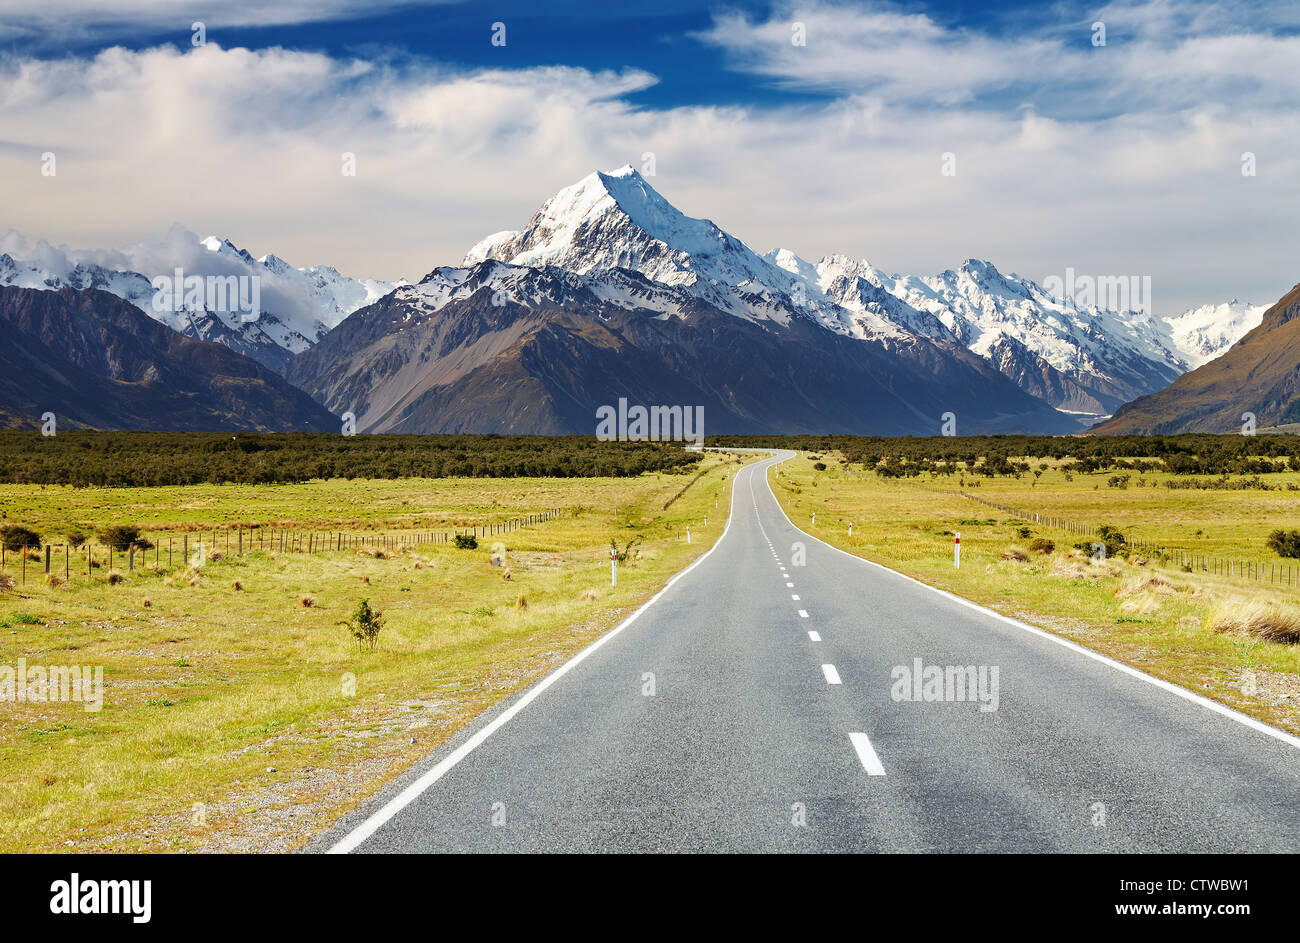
(1096, 282), (1300, 433)
(0, 167), (1274, 435)
(0, 285), (336, 432)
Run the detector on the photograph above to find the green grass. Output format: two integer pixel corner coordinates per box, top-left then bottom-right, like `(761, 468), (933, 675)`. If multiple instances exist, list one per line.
(0, 452), (752, 853)
(771, 454), (1300, 737)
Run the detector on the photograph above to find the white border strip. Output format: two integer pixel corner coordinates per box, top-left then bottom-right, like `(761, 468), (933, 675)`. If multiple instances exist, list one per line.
(761, 452), (1300, 752)
(327, 455), (769, 853)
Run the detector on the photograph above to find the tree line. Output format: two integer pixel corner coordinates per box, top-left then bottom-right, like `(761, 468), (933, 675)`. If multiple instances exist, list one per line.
(710, 434), (1300, 477)
(0, 432), (703, 486)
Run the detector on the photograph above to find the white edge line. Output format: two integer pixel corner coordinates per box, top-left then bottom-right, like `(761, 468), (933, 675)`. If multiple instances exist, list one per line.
(326, 454), (772, 853)
(850, 732), (887, 776)
(762, 451), (1300, 752)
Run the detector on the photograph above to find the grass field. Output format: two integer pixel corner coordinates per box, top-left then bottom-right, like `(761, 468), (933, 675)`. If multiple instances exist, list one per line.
(0, 451), (751, 852)
(770, 453), (1300, 737)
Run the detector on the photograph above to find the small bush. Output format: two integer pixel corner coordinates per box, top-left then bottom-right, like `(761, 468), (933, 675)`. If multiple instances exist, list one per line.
(812, 462), (827, 472)
(231, 580), (242, 591)
(581, 588), (599, 602)
(1000, 547), (1029, 562)
(106, 570), (124, 585)
(515, 595), (527, 610)
(610, 535), (644, 564)
(66, 532), (88, 549)
(453, 534), (478, 550)
(1028, 538), (1055, 554)
(44, 573), (64, 588)
(300, 595), (315, 608)
(1266, 529), (1300, 559)
(0, 525), (41, 552)
(0, 573), (14, 593)
(141, 598), (152, 608)
(340, 598), (385, 651)
(99, 524), (145, 552)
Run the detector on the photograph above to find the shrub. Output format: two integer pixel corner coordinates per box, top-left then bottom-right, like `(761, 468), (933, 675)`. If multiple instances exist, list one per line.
(1077, 524), (1126, 559)
(300, 595), (315, 608)
(44, 573), (64, 588)
(0, 525), (41, 552)
(1028, 537), (1055, 554)
(98, 524), (147, 552)
(610, 535), (644, 564)
(1266, 529), (1300, 559)
(66, 531), (88, 549)
(231, 580), (242, 591)
(1001, 547), (1029, 562)
(0, 573), (14, 593)
(106, 571), (124, 585)
(340, 598), (385, 652)
(453, 534), (478, 550)
(812, 462), (827, 472)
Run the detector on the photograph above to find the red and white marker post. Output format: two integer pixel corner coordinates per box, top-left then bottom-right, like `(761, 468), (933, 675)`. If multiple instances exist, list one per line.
(954, 531), (961, 569)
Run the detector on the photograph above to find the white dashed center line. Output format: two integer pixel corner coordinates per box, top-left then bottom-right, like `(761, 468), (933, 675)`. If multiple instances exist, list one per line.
(807, 630), (821, 641)
(791, 594), (800, 600)
(849, 732), (886, 776)
(821, 664), (842, 685)
(786, 582), (794, 587)
(798, 609), (808, 618)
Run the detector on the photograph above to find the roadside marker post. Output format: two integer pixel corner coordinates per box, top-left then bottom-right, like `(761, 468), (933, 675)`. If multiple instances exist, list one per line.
(611, 547), (617, 587)
(955, 532), (961, 569)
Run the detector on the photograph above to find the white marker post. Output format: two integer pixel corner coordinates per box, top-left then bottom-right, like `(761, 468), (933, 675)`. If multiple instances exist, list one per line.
(954, 531), (961, 569)
(812, 512), (816, 526)
(611, 546), (617, 586)
(848, 522), (853, 537)
(687, 525), (692, 544)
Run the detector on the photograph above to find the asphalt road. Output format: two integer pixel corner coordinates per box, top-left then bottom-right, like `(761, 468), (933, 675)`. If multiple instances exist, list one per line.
(321, 451), (1300, 853)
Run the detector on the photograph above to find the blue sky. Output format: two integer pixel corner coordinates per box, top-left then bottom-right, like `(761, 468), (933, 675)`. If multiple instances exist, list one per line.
(1, 1), (1298, 314)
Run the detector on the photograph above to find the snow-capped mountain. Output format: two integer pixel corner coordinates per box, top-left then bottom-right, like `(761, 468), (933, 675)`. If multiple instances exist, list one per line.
(461, 166), (1258, 421)
(1157, 300), (1267, 369)
(0, 227), (402, 371)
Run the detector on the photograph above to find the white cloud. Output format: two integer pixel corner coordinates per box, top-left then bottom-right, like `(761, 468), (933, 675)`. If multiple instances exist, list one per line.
(0, 0), (1297, 316)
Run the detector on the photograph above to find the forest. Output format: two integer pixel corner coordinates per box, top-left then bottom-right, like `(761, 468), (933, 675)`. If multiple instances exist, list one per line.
(0, 432), (703, 486)
(710, 433), (1300, 477)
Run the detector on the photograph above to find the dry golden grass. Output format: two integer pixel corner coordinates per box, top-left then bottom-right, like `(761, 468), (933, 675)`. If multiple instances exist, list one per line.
(770, 451), (1300, 738)
(1209, 599), (1300, 644)
(0, 452), (753, 852)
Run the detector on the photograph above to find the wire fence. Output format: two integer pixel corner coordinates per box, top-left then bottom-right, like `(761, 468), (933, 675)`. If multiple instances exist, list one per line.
(0, 508), (565, 586)
(954, 490), (1300, 588)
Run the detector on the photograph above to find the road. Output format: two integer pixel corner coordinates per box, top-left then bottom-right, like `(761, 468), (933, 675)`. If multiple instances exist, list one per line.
(320, 451), (1300, 853)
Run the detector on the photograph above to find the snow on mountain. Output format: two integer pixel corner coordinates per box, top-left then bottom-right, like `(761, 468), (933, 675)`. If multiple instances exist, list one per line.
(463, 165), (819, 326)
(457, 168), (1265, 420)
(0, 227), (403, 370)
(1158, 299), (1266, 368)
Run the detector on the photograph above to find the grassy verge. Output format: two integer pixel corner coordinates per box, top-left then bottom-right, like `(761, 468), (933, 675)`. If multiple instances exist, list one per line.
(770, 453), (1300, 736)
(0, 452), (752, 852)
